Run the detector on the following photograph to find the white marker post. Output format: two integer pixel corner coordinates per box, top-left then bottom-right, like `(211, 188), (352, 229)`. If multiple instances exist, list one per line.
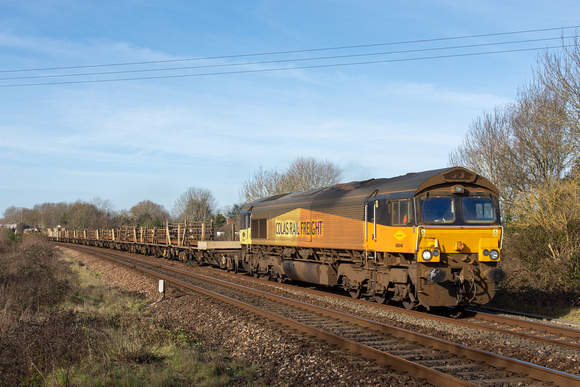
(151, 279), (165, 305)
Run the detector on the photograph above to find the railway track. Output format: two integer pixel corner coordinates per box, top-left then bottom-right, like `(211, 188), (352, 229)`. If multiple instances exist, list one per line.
(59, 243), (580, 386)
(456, 308), (580, 350)
(242, 268), (580, 354)
(240, 265), (580, 353)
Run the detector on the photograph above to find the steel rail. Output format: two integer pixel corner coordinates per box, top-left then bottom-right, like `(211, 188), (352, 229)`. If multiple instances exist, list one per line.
(186, 250), (580, 351)
(209, 256), (580, 350)
(58, 242), (580, 350)
(463, 307), (580, 339)
(62, 244), (580, 386)
(77, 246), (470, 386)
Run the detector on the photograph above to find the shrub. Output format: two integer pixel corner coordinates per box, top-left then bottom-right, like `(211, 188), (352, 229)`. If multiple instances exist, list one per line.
(0, 235), (71, 328)
(504, 177), (580, 290)
(0, 309), (89, 385)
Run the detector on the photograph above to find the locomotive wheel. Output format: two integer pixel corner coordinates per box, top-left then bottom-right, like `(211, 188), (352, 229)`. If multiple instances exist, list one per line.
(374, 285), (389, 304)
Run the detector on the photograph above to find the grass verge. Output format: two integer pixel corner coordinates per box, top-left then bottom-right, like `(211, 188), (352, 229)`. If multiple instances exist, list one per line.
(0, 231), (256, 386)
(489, 286), (580, 321)
(489, 259), (580, 321)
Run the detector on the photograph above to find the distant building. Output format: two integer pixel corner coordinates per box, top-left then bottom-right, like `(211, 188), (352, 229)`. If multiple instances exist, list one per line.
(215, 220), (239, 241)
(0, 222), (17, 230)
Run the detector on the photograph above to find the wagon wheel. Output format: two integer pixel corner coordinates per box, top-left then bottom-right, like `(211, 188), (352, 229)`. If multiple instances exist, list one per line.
(402, 300), (417, 310)
(277, 273), (285, 283)
(374, 290), (388, 304)
(349, 287), (362, 299)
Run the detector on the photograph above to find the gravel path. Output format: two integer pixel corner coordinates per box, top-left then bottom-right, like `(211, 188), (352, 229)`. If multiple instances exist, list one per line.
(60, 246), (580, 385)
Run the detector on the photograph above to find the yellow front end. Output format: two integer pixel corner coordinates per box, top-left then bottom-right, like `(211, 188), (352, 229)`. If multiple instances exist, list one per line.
(417, 226), (502, 261)
(414, 226), (503, 307)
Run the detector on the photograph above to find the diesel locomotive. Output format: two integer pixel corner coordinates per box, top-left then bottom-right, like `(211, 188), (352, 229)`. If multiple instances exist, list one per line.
(238, 166), (505, 309)
(48, 166), (505, 310)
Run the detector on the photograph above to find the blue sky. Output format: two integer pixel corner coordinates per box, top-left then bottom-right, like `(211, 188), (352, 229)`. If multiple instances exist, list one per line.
(1, 1), (579, 217)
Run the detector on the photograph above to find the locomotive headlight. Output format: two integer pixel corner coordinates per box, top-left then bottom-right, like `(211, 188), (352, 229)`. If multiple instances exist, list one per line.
(479, 238), (501, 262)
(419, 248), (441, 263)
(452, 185), (464, 194)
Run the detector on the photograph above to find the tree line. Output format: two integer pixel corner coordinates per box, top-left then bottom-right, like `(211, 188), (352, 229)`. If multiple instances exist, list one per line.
(450, 36), (580, 290)
(2, 157), (343, 233)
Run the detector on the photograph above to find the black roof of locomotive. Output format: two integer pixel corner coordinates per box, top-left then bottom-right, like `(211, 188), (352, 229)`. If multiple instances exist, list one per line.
(242, 167), (497, 211)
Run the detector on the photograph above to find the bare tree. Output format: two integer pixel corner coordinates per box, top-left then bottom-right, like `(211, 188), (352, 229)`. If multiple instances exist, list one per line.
(449, 83), (575, 219)
(112, 209), (133, 227)
(449, 107), (516, 212)
(32, 202), (68, 229)
(240, 157), (343, 203)
(450, 39), (580, 288)
(510, 82), (575, 186)
(130, 200), (170, 227)
(536, 35), (580, 144)
(239, 166), (286, 203)
(90, 198), (116, 228)
(3, 201), (114, 230)
(284, 157), (343, 192)
(2, 206), (23, 224)
(3, 205), (48, 229)
(61, 201), (100, 230)
(173, 187), (216, 222)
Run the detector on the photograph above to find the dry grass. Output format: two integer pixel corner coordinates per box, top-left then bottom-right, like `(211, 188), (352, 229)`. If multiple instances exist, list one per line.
(0, 232), (255, 386)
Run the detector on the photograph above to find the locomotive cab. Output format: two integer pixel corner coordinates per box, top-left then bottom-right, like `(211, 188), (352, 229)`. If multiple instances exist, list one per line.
(412, 181), (505, 308)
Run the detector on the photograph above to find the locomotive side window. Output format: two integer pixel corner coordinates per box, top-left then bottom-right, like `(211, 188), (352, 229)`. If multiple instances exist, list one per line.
(391, 199), (412, 226)
(462, 197), (496, 223)
(421, 196), (455, 224)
